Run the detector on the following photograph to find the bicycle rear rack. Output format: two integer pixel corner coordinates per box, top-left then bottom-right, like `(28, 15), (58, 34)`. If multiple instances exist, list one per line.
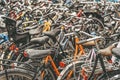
(81, 60), (119, 78)
(0, 59), (42, 73)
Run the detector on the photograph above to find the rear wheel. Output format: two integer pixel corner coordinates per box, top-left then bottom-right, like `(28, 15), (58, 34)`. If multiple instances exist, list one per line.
(0, 69), (34, 80)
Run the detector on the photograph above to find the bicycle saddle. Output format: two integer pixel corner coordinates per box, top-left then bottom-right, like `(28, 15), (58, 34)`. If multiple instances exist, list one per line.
(43, 29), (60, 43)
(98, 44), (115, 56)
(25, 49), (54, 59)
(43, 29), (60, 38)
(30, 36), (49, 45)
(112, 48), (120, 59)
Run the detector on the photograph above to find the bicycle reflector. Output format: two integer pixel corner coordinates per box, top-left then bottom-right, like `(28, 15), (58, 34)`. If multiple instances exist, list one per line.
(59, 61), (66, 68)
(11, 63), (15, 68)
(23, 51), (28, 57)
(9, 44), (16, 51)
(77, 10), (83, 17)
(14, 47), (19, 53)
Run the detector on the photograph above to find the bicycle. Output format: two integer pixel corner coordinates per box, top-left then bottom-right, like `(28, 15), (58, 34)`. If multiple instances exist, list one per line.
(57, 35), (120, 80)
(0, 32), (64, 80)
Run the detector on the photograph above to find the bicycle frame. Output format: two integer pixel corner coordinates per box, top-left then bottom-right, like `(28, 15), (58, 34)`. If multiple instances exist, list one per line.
(58, 26), (85, 58)
(41, 55), (60, 77)
(57, 34), (86, 79)
(61, 37), (85, 79)
(43, 12), (60, 32)
(40, 44), (85, 79)
(74, 36), (85, 59)
(81, 42), (111, 80)
(39, 31), (86, 79)
(43, 21), (51, 32)
(84, 53), (108, 80)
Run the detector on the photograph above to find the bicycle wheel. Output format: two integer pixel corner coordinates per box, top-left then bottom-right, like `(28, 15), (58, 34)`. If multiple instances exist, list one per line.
(97, 69), (120, 80)
(57, 61), (84, 80)
(0, 69), (34, 80)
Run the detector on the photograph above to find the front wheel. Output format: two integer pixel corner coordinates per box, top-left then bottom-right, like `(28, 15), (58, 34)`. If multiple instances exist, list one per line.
(57, 61), (84, 80)
(96, 69), (120, 80)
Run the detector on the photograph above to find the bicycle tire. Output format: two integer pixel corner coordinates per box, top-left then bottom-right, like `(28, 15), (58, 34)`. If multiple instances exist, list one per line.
(96, 69), (120, 80)
(0, 68), (34, 80)
(0, 64), (57, 80)
(57, 61), (84, 80)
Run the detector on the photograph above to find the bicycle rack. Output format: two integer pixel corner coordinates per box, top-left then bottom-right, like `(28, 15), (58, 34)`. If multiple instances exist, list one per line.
(0, 59), (42, 73)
